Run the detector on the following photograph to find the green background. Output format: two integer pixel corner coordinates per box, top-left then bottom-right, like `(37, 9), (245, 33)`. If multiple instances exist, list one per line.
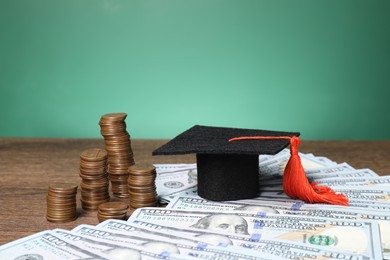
(1, 0), (389, 140)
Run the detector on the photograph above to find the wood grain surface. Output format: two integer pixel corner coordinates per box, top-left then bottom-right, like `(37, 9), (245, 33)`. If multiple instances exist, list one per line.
(0, 138), (389, 245)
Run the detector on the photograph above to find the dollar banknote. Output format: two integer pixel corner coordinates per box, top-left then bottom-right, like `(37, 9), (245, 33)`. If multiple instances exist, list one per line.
(259, 176), (390, 191)
(304, 163), (355, 174)
(255, 191), (390, 210)
(0, 230), (108, 259)
(259, 163), (356, 181)
(103, 219), (372, 260)
(259, 149), (335, 167)
(259, 151), (335, 176)
(160, 184), (390, 209)
(96, 220), (295, 260)
(128, 207), (383, 259)
(155, 164), (197, 173)
(313, 176), (390, 188)
(55, 228), (198, 260)
(259, 169), (379, 185)
(167, 195), (390, 258)
(321, 188), (390, 203)
(155, 168), (198, 201)
(159, 186), (199, 204)
(68, 224), (278, 260)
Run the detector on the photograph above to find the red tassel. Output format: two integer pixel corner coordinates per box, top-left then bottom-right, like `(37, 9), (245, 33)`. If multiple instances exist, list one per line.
(229, 135), (349, 206)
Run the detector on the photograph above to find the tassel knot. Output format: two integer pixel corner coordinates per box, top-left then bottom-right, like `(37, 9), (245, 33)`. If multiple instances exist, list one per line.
(289, 136), (300, 155)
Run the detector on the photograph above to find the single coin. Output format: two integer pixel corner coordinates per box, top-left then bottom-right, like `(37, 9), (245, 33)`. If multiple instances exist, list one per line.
(97, 211), (127, 217)
(128, 163), (156, 174)
(100, 113), (127, 122)
(47, 215), (77, 223)
(80, 149), (107, 162)
(112, 193), (130, 199)
(98, 202), (129, 212)
(97, 209), (128, 216)
(49, 183), (78, 193)
(79, 173), (108, 180)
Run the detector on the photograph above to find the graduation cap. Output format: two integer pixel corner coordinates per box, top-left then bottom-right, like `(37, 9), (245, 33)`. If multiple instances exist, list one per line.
(153, 125), (348, 205)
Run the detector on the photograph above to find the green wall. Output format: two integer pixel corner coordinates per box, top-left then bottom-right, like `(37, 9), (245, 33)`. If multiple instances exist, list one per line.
(1, 0), (389, 140)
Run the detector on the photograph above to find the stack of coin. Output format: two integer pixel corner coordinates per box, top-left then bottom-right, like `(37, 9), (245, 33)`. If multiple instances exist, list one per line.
(97, 202), (129, 222)
(79, 148), (110, 211)
(47, 183), (78, 223)
(128, 163), (158, 209)
(99, 113), (135, 198)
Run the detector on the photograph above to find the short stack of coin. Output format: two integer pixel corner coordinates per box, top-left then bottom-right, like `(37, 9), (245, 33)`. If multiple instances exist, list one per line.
(47, 183), (78, 223)
(97, 202), (129, 222)
(79, 148), (110, 211)
(99, 113), (135, 198)
(128, 163), (158, 209)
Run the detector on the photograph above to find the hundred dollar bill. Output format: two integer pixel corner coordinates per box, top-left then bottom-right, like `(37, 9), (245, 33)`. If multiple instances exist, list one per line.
(314, 176), (390, 188)
(259, 163), (356, 181)
(259, 151), (334, 176)
(54, 228), (195, 260)
(259, 169), (379, 185)
(160, 186), (199, 204)
(261, 176), (390, 191)
(113, 219), (372, 260)
(259, 176), (390, 191)
(155, 163), (197, 173)
(160, 184), (390, 210)
(256, 190), (390, 211)
(167, 195), (390, 258)
(0, 230), (108, 259)
(305, 169), (378, 179)
(312, 156), (337, 166)
(260, 149), (335, 167)
(97, 220), (286, 260)
(321, 188), (390, 202)
(259, 149), (290, 163)
(305, 163), (355, 174)
(70, 224), (278, 260)
(156, 168), (198, 199)
(161, 186), (390, 208)
(128, 207), (383, 259)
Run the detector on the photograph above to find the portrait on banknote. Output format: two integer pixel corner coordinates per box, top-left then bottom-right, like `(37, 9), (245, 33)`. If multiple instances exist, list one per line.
(191, 214), (249, 235)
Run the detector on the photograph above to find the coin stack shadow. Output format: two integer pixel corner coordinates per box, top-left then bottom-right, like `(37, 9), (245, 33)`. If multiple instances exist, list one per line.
(97, 202), (129, 222)
(47, 183), (78, 223)
(99, 113), (135, 198)
(79, 148), (110, 211)
(128, 163), (158, 210)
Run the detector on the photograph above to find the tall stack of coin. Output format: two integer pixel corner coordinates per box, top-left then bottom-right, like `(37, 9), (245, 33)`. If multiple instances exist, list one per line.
(97, 202), (129, 222)
(79, 148), (110, 210)
(128, 163), (158, 209)
(47, 183), (78, 223)
(99, 113), (135, 198)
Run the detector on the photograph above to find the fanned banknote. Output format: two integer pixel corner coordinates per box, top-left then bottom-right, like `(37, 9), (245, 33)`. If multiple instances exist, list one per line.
(155, 166), (198, 203)
(167, 195), (390, 258)
(128, 207), (383, 259)
(68, 224), (278, 260)
(103, 219), (371, 260)
(55, 228), (202, 260)
(0, 230), (108, 259)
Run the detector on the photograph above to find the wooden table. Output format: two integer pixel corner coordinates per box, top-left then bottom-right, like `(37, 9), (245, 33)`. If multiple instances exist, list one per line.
(0, 138), (389, 245)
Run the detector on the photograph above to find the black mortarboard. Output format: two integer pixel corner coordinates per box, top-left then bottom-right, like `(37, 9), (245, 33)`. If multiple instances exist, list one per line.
(153, 125), (299, 201)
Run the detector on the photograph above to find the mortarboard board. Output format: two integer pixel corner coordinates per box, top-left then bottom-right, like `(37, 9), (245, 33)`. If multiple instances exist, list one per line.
(153, 125), (349, 206)
(152, 125), (299, 201)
